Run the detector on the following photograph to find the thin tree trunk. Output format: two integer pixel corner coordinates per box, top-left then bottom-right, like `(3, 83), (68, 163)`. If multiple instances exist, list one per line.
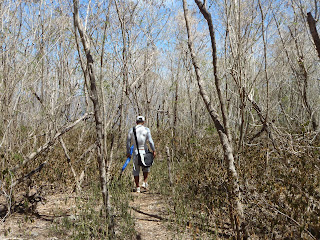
(182, 1), (247, 238)
(166, 145), (173, 187)
(306, 12), (319, 131)
(307, 12), (320, 59)
(194, 0), (232, 142)
(258, 0), (269, 123)
(114, 0), (129, 134)
(73, 1), (110, 229)
(173, 59), (180, 139)
(99, 5), (111, 168)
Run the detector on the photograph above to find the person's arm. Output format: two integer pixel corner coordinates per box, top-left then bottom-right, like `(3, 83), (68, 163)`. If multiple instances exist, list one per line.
(146, 128), (156, 157)
(126, 128), (133, 157)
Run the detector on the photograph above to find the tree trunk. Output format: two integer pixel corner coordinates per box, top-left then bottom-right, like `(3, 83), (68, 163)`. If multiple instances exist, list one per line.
(307, 12), (320, 59)
(72, 0), (111, 231)
(182, 0), (247, 238)
(306, 12), (319, 131)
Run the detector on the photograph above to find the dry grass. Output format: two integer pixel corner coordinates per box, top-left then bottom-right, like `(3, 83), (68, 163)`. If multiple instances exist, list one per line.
(1, 124), (320, 239)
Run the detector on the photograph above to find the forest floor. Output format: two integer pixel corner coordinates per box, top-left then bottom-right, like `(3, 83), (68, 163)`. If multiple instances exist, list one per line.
(0, 185), (195, 240)
(0, 189), (77, 239)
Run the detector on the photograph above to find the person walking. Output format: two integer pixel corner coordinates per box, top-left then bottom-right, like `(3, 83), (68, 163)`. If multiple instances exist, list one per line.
(126, 116), (156, 193)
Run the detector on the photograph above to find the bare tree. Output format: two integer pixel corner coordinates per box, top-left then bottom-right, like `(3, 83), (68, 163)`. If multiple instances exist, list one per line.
(272, 1), (319, 132)
(72, 0), (113, 233)
(182, 0), (247, 238)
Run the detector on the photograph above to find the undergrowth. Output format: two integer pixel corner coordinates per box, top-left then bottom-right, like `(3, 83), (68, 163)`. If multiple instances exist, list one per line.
(2, 124), (320, 239)
(52, 169), (136, 239)
(148, 128), (320, 239)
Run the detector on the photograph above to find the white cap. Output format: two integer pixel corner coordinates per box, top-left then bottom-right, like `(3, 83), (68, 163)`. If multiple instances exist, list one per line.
(136, 116), (145, 122)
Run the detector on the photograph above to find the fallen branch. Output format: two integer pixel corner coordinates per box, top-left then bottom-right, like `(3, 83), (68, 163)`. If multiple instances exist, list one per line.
(246, 92), (280, 153)
(10, 113), (92, 174)
(60, 137), (81, 193)
(11, 161), (47, 188)
(131, 206), (166, 221)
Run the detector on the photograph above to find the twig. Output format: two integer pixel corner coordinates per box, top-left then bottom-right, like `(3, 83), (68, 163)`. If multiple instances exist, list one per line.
(76, 144), (96, 163)
(260, 198), (316, 240)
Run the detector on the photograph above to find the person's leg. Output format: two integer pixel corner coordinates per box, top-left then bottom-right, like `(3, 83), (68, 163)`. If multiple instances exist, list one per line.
(133, 155), (140, 192)
(142, 166), (150, 188)
(134, 175), (140, 187)
(143, 172), (148, 183)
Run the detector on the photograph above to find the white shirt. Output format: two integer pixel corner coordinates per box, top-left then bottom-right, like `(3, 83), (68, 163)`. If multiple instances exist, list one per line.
(126, 125), (155, 155)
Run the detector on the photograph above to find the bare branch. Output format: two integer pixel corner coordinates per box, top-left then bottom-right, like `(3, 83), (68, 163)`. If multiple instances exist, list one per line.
(10, 113), (93, 174)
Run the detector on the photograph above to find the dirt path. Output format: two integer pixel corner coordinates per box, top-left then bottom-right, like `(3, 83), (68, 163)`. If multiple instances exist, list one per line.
(130, 189), (173, 240)
(0, 188), (194, 239)
(129, 189), (193, 240)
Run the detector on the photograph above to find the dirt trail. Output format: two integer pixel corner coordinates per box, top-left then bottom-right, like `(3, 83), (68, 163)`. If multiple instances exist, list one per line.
(130, 189), (193, 240)
(130, 189), (172, 240)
